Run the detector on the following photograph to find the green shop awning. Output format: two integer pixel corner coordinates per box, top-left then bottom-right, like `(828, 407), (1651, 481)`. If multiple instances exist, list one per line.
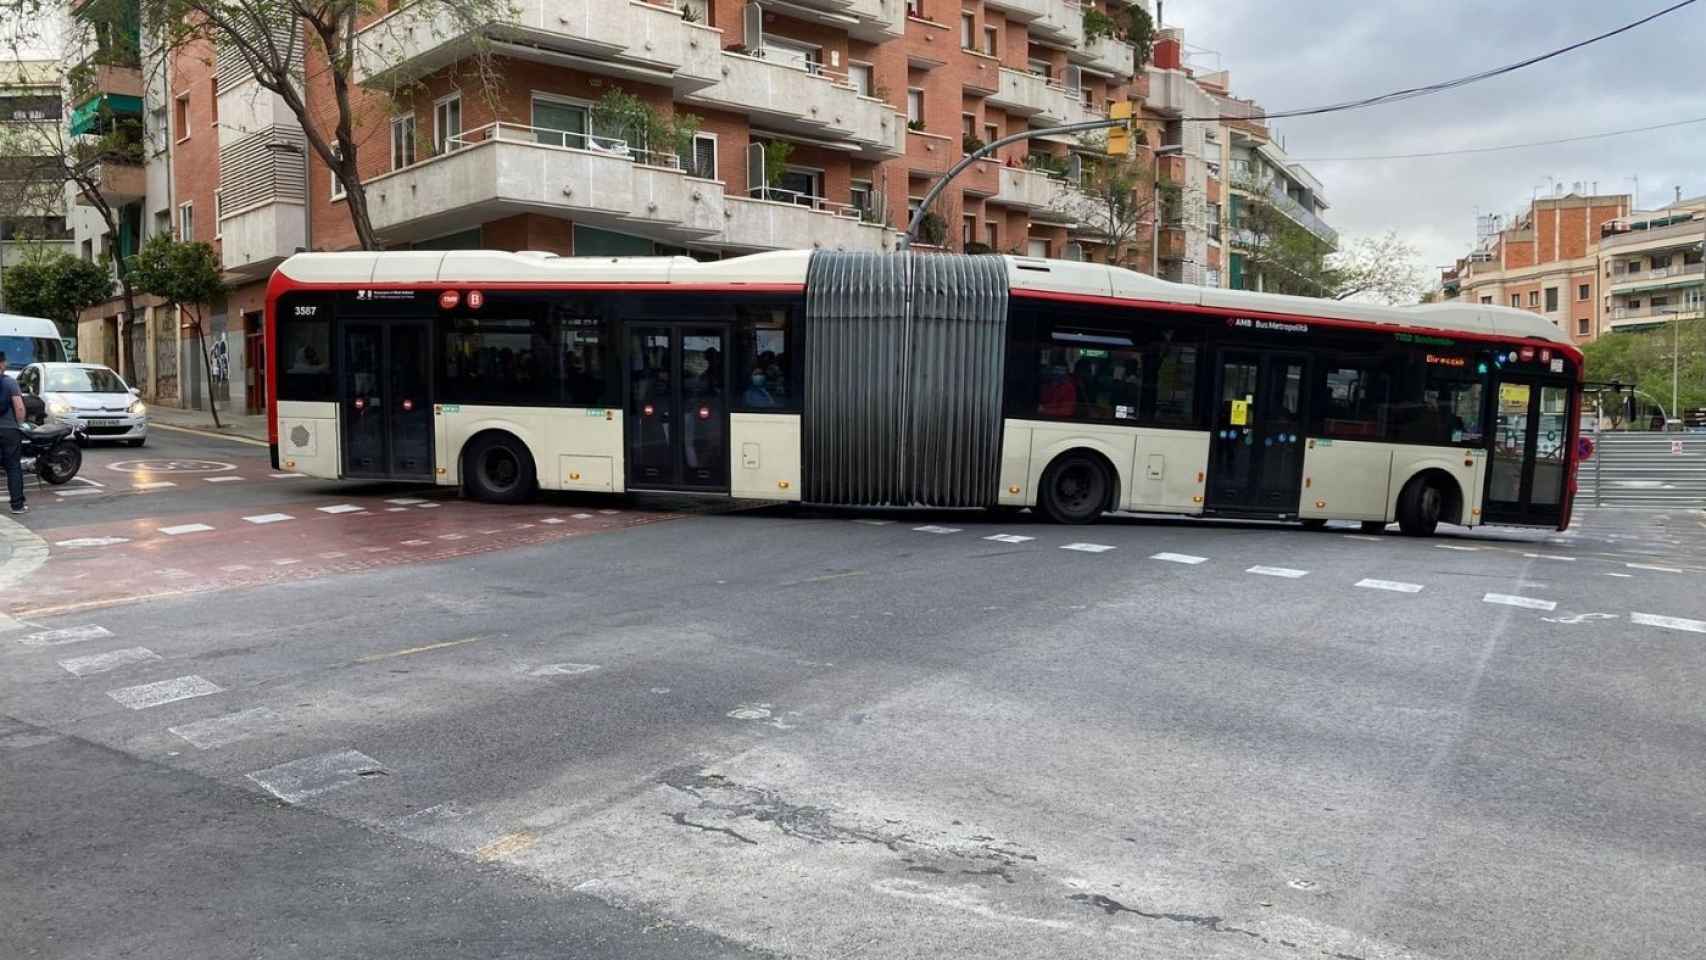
(69, 93), (143, 136)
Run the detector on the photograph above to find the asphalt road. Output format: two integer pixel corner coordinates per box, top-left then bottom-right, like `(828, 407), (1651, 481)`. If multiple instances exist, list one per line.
(3, 425), (1704, 959)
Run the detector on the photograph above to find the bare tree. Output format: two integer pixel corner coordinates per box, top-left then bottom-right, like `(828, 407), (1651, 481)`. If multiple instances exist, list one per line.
(1066, 149), (1164, 270)
(1328, 230), (1427, 305)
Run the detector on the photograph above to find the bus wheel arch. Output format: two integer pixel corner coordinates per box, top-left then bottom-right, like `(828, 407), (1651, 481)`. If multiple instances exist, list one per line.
(1396, 468), (1461, 536)
(461, 429), (538, 504)
(1038, 447), (1119, 524)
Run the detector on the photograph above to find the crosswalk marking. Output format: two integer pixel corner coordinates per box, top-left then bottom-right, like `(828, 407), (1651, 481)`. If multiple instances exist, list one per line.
(1061, 542), (1115, 553)
(1151, 552), (1208, 565)
(52, 488), (103, 497)
(270, 473), (306, 479)
(133, 481), (177, 490)
(1435, 544), (1479, 552)
(159, 523), (214, 536)
(169, 707), (282, 750)
(247, 749), (385, 804)
(1523, 553), (1576, 562)
(851, 519), (894, 526)
(1631, 612), (1706, 634)
(107, 675), (222, 710)
(58, 647), (159, 677)
(540, 518), (565, 524)
(912, 525), (962, 534)
(386, 498), (427, 505)
(1626, 563), (1683, 573)
(1344, 534), (1384, 542)
(316, 504), (364, 514)
(1247, 565), (1308, 578)
(1355, 578), (1423, 594)
(204, 476), (244, 483)
(242, 513), (295, 524)
(984, 534), (1034, 543)
(18, 625), (113, 647)
(1482, 593), (1557, 611)
(572, 513), (594, 519)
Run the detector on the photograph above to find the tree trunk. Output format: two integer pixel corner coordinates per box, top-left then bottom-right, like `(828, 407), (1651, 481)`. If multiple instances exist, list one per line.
(191, 306), (222, 429)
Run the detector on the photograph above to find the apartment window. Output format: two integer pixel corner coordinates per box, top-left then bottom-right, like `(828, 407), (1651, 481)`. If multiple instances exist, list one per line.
(1577, 318), (1590, 336)
(961, 113), (976, 142)
(906, 88), (924, 126)
(1652, 255), (1670, 271)
(848, 62), (873, 97)
(1651, 295), (1671, 308)
(683, 132), (717, 179)
(905, 0), (923, 16)
(434, 94), (462, 155)
(1544, 287), (1558, 312)
(985, 221), (998, 250)
(80, 238), (93, 262)
(777, 167), (822, 204)
(391, 113), (416, 170)
(983, 26), (998, 56)
(850, 180), (874, 217)
(532, 96), (590, 149)
(209, 78), (218, 125)
(153, 209), (170, 238)
(178, 202), (193, 240)
(960, 12), (974, 48)
(1577, 282), (1590, 301)
(1510, 294), (1521, 307)
(1480, 296), (1493, 305)
(962, 213), (976, 246)
(764, 37), (822, 76)
(1026, 237), (1049, 258)
(1528, 290), (1539, 308)
(213, 189), (223, 238)
(1027, 58), (1051, 80)
(983, 122), (999, 146)
(173, 94), (189, 142)
(328, 143), (346, 200)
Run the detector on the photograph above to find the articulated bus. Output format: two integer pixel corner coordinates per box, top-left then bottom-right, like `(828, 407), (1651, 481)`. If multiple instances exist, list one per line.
(265, 250), (1583, 534)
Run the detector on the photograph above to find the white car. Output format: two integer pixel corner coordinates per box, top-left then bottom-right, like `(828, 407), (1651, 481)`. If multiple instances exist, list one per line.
(17, 362), (148, 446)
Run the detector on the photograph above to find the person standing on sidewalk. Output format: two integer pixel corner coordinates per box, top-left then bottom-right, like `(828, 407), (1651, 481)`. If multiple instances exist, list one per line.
(0, 353), (27, 514)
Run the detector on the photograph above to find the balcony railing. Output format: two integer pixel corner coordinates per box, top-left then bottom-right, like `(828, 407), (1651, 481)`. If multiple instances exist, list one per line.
(682, 49), (903, 157)
(470, 123), (685, 170)
(1263, 183), (1338, 247)
(1609, 262), (1705, 292)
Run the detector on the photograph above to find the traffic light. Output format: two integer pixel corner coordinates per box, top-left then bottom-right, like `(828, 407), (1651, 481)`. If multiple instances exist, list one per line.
(1106, 101), (1133, 157)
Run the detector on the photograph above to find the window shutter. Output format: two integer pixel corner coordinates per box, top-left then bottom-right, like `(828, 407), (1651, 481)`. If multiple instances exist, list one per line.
(743, 2), (764, 53)
(747, 141), (765, 197)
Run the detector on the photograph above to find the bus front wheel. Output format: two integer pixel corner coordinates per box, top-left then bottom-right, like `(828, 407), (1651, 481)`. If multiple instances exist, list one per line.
(1396, 476), (1443, 537)
(1039, 453), (1110, 525)
(464, 433), (536, 504)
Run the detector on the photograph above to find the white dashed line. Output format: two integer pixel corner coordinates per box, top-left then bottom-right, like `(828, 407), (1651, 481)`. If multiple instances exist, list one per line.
(133, 481), (177, 490)
(1522, 553), (1576, 562)
(247, 749), (385, 804)
(273, 558), (301, 566)
(159, 523), (214, 536)
(316, 504), (365, 514)
(219, 564), (252, 573)
(438, 533), (466, 541)
(53, 488), (103, 497)
(318, 551), (348, 560)
(72, 476), (104, 487)
(1151, 552), (1208, 565)
(1247, 565), (1309, 578)
(1061, 542), (1116, 553)
(362, 546), (391, 553)
(1344, 534), (1384, 542)
(270, 473), (306, 479)
(17, 625), (114, 647)
(204, 476), (243, 483)
(401, 539), (430, 546)
(1435, 544), (1479, 552)
(107, 674), (222, 710)
(912, 525), (962, 534)
(58, 647), (159, 676)
(571, 513), (594, 520)
(417, 503), (441, 509)
(1355, 578), (1423, 594)
(386, 507), (408, 512)
(1626, 562), (1683, 573)
(540, 518), (565, 525)
(984, 534), (1034, 543)
(1483, 593), (1557, 611)
(242, 513), (295, 525)
(852, 519), (893, 526)
(386, 498), (427, 505)
(55, 536), (130, 547)
(1631, 612), (1706, 634)
(169, 706), (282, 749)
(1605, 572), (1634, 578)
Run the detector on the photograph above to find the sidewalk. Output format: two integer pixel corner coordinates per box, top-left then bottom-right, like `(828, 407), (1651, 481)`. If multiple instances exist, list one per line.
(147, 404), (269, 444)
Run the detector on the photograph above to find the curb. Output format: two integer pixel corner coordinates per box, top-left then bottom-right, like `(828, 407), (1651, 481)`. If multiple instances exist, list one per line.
(150, 422), (270, 448)
(0, 513), (50, 631)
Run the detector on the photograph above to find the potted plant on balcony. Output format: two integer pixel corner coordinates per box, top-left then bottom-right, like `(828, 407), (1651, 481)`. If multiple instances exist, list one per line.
(1082, 7), (1116, 43)
(962, 133), (986, 157)
(590, 90), (701, 168)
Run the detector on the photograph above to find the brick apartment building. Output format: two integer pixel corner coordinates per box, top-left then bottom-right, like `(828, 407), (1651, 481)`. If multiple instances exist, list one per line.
(63, 0), (1333, 413)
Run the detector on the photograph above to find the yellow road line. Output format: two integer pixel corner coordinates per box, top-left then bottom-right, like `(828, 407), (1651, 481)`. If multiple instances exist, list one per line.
(13, 588), (203, 618)
(150, 422), (270, 448)
(353, 636), (481, 663)
(474, 831), (538, 862)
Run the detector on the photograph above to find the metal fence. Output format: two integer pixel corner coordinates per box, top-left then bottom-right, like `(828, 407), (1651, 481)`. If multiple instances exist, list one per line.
(1581, 432), (1706, 507)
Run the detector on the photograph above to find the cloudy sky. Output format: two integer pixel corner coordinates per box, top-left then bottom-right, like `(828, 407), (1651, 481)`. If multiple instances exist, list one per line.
(1167, 0), (1706, 275)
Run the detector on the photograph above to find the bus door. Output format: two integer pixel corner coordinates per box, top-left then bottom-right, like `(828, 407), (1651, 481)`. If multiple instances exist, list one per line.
(340, 319), (434, 481)
(625, 324), (729, 491)
(1206, 350), (1308, 515)
(1483, 376), (1570, 527)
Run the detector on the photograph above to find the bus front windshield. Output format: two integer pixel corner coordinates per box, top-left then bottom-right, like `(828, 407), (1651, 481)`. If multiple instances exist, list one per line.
(0, 335), (65, 367)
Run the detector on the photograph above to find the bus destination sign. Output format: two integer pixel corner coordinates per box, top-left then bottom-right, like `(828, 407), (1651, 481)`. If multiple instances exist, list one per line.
(1425, 353), (1468, 368)
(1227, 317), (1309, 334)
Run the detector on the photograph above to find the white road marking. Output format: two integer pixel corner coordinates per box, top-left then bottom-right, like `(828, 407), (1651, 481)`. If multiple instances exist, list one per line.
(55, 536), (130, 547)
(72, 475), (104, 487)
(385, 507), (408, 512)
(58, 646), (159, 676)
(270, 473), (306, 479)
(243, 513), (295, 525)
(1631, 612), (1706, 634)
(1151, 552), (1208, 565)
(362, 546), (391, 553)
(219, 564), (252, 572)
(107, 674), (222, 710)
(1483, 593), (1557, 611)
(1605, 572), (1634, 578)
(852, 519), (894, 526)
(53, 488), (103, 497)
(203, 476), (243, 483)
(272, 558), (301, 566)
(571, 513), (593, 520)
(247, 749), (385, 804)
(1061, 542), (1116, 553)
(1523, 553), (1576, 562)
(17, 624), (113, 647)
(1344, 534), (1385, 542)
(1248, 565), (1309, 578)
(478, 529), (502, 535)
(386, 498), (427, 505)
(1542, 612), (1619, 625)
(1435, 544), (1479, 552)
(1626, 562), (1683, 573)
(401, 539), (430, 546)
(417, 503), (441, 509)
(437, 533), (466, 541)
(318, 551), (348, 560)
(316, 504), (364, 514)
(912, 525), (962, 534)
(1355, 578), (1423, 594)
(158, 523), (214, 536)
(540, 518), (565, 525)
(133, 481), (177, 490)
(984, 534), (1034, 543)
(513, 523), (535, 529)
(528, 663), (600, 677)
(169, 706), (282, 749)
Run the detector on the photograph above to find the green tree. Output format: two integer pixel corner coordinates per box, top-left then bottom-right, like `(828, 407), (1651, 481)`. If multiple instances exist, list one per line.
(1, 252), (115, 342)
(129, 235), (228, 426)
(1581, 320), (1706, 425)
(1067, 151), (1164, 270)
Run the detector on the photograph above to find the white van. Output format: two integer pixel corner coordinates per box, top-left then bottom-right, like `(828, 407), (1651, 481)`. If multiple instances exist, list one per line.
(0, 313), (70, 374)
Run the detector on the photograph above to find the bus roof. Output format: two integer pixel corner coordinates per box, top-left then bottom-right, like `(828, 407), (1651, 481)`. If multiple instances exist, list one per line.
(274, 249), (1573, 349)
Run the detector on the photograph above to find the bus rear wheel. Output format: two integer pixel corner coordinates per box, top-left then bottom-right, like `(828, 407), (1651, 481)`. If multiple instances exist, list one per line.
(1039, 453), (1109, 525)
(1396, 476), (1443, 537)
(465, 433), (536, 504)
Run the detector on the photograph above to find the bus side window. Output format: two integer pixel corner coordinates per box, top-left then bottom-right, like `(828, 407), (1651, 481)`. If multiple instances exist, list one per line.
(1319, 361), (1390, 440)
(734, 304), (795, 411)
(276, 303), (334, 401)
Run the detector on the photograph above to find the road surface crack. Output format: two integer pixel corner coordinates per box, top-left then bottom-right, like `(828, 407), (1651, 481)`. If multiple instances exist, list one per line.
(666, 811), (758, 845)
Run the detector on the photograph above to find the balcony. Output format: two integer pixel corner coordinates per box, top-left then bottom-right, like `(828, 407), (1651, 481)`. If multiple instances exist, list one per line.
(1072, 33), (1137, 79)
(1608, 304), (1704, 331)
(992, 165), (1073, 213)
(684, 52), (902, 158)
(353, 0), (722, 94)
(1157, 224), (1187, 260)
(219, 200), (306, 280)
(722, 192), (892, 252)
(782, 0), (906, 40)
(987, 67), (1105, 128)
(74, 62), (143, 101)
(1030, 0), (1084, 47)
(1263, 184), (1337, 247)
(983, 0), (1047, 20)
(1608, 262), (1704, 294)
(72, 159), (145, 206)
(362, 123), (726, 245)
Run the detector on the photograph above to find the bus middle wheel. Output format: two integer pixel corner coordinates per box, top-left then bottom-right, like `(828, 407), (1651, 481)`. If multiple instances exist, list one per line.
(1039, 453), (1110, 525)
(465, 433), (536, 504)
(1396, 476), (1443, 537)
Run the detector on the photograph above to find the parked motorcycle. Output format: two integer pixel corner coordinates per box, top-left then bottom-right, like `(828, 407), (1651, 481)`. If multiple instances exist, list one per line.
(20, 395), (85, 485)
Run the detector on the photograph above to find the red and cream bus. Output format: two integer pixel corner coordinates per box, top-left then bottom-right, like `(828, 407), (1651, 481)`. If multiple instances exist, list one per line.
(266, 250), (1583, 534)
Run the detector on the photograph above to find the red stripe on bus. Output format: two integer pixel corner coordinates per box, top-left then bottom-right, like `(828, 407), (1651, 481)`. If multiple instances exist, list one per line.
(1010, 289), (1588, 368)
